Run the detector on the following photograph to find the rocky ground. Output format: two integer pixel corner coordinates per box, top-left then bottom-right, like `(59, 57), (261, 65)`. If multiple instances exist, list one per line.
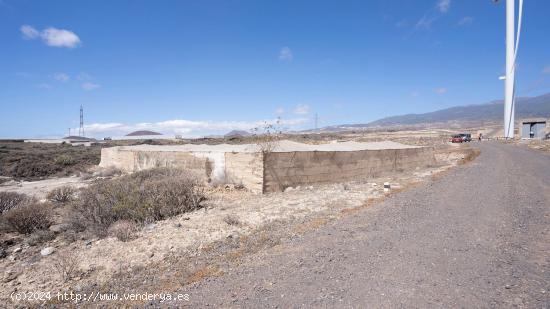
(178, 142), (549, 308)
(0, 142), (472, 307)
(515, 139), (550, 154)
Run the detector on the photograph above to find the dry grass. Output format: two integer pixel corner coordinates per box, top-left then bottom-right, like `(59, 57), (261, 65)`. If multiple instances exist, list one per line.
(186, 265), (223, 284)
(458, 148), (481, 165)
(292, 217), (329, 234)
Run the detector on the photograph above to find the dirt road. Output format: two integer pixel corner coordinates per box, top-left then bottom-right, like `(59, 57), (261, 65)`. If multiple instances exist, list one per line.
(182, 142), (549, 308)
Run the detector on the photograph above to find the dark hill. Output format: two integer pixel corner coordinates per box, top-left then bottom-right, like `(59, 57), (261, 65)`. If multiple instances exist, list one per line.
(126, 130), (162, 136)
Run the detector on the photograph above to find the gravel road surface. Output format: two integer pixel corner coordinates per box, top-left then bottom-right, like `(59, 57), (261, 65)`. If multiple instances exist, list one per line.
(183, 142), (549, 308)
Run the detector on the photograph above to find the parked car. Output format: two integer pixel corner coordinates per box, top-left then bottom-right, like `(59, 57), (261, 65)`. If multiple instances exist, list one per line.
(459, 133), (472, 142)
(451, 135), (464, 143)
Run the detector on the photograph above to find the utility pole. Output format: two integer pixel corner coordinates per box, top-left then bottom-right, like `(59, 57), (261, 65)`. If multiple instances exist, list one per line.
(315, 113), (318, 130)
(79, 105), (85, 137)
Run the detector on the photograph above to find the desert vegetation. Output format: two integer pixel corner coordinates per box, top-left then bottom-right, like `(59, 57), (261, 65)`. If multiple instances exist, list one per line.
(0, 141), (101, 180)
(0, 191), (29, 214)
(1, 167), (205, 250)
(46, 186), (76, 204)
(2, 200), (53, 234)
(70, 168), (205, 237)
(251, 118), (283, 153)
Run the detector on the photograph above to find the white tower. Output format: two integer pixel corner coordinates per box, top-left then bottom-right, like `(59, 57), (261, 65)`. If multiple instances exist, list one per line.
(501, 0), (523, 139)
(503, 0), (515, 138)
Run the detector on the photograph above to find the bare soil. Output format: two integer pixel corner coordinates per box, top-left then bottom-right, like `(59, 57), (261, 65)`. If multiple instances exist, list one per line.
(180, 142), (550, 308)
(0, 142), (472, 307)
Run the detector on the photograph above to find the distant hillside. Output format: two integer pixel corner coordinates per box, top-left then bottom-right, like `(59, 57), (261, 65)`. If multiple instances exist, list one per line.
(224, 130), (252, 138)
(365, 93), (550, 127)
(312, 93), (550, 132)
(126, 130), (162, 136)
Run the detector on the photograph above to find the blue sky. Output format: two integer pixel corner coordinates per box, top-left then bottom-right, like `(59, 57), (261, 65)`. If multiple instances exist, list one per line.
(0, 0), (549, 138)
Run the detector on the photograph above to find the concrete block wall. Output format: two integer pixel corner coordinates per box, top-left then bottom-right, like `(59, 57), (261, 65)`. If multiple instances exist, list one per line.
(100, 148), (210, 181)
(100, 146), (435, 194)
(263, 147), (435, 193)
(224, 152), (264, 193)
(99, 147), (137, 172)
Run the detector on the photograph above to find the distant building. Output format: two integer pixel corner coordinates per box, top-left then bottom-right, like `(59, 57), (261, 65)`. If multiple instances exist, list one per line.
(24, 136), (97, 146)
(63, 135), (95, 142)
(520, 118), (548, 139)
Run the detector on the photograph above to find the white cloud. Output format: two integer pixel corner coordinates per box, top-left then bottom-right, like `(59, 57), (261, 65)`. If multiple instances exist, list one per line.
(415, 15), (437, 30)
(293, 104), (310, 115)
(82, 82), (100, 91)
(543, 65), (550, 74)
(76, 72), (92, 80)
(20, 25), (39, 39)
(36, 83), (51, 89)
(84, 118), (309, 138)
(20, 25), (81, 48)
(279, 47), (293, 62)
(41, 27), (81, 48)
(275, 108), (285, 115)
(435, 87), (447, 94)
(413, 0), (451, 31)
(437, 0), (451, 13)
(53, 72), (70, 82)
(458, 16), (474, 26)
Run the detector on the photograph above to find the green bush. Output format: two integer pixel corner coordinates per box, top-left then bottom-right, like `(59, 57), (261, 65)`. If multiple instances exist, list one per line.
(71, 168), (205, 237)
(3, 202), (53, 234)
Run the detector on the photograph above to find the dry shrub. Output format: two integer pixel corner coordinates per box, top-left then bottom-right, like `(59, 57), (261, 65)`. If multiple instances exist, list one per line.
(0, 141), (101, 181)
(222, 215), (239, 226)
(27, 229), (56, 246)
(108, 220), (138, 242)
(458, 148), (481, 165)
(79, 172), (93, 180)
(53, 251), (80, 282)
(54, 154), (75, 166)
(223, 215), (241, 226)
(0, 191), (28, 214)
(96, 166), (122, 178)
(71, 168), (205, 237)
(3, 202), (53, 234)
(47, 186), (76, 203)
(252, 119), (282, 153)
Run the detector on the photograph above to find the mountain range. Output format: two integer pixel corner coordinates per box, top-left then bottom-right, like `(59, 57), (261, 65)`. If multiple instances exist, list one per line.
(320, 92), (550, 131)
